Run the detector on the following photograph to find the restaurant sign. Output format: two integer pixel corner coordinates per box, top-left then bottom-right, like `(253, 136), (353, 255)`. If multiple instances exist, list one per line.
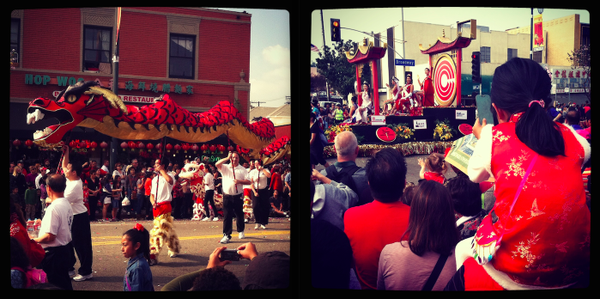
(25, 74), (194, 96)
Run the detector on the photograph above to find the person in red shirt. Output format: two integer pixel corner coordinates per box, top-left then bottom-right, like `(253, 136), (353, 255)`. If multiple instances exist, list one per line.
(343, 148), (410, 290)
(268, 164), (283, 196)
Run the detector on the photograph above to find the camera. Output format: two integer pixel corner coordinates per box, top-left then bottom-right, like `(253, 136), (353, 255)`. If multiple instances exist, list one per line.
(220, 249), (240, 261)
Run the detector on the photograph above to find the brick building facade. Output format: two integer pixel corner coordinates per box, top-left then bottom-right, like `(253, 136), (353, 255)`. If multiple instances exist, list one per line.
(10, 7), (252, 163)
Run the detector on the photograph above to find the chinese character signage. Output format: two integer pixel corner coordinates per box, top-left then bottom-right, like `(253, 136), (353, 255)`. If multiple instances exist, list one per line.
(551, 67), (590, 94)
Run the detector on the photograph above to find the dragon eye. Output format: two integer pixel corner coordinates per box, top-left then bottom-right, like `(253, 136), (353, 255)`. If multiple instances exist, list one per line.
(66, 94), (77, 103)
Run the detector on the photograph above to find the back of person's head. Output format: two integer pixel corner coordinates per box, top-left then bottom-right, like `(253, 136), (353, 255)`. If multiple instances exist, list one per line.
(565, 108), (580, 125)
(242, 251), (290, 289)
(426, 153), (447, 174)
(46, 174), (66, 193)
(191, 267), (241, 291)
(365, 148), (407, 203)
(401, 180), (459, 256)
(123, 224), (151, 262)
(334, 131), (358, 159)
(311, 219), (352, 289)
(445, 174), (482, 217)
(491, 57), (565, 157)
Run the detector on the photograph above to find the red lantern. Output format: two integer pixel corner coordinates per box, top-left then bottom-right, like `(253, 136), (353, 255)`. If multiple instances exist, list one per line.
(200, 144), (208, 153)
(182, 144), (190, 152)
(155, 143), (162, 151)
(217, 144), (225, 153)
(25, 139), (33, 149)
(146, 143), (154, 151)
(191, 144), (199, 152)
(209, 144), (217, 153)
(121, 142), (128, 150)
(79, 140), (87, 149)
(13, 139), (21, 148)
(165, 143), (173, 151)
(100, 141), (108, 151)
(138, 141), (145, 149)
(69, 140), (78, 148)
(128, 141), (136, 151)
(174, 144), (181, 151)
(228, 145), (234, 152)
(90, 141), (98, 151)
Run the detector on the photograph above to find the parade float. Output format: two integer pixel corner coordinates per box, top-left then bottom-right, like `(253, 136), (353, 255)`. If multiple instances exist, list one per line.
(325, 22), (478, 158)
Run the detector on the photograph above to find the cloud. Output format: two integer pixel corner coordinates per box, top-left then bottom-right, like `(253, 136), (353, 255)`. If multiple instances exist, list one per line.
(249, 44), (290, 107)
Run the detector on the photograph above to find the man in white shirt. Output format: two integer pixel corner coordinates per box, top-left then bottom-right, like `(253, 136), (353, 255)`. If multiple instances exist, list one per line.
(216, 151), (250, 244)
(34, 174), (74, 290)
(202, 164), (218, 221)
(61, 145), (93, 282)
(249, 160), (271, 230)
(148, 158), (180, 265)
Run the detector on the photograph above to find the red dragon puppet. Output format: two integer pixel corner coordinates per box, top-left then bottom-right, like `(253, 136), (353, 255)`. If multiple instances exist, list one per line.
(26, 81), (290, 164)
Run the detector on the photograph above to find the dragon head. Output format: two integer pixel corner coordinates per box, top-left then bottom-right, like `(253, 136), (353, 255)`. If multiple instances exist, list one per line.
(27, 81), (128, 148)
(179, 162), (205, 179)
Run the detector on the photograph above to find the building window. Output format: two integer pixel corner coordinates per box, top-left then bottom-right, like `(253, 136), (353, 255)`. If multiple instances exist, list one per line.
(507, 48), (518, 60)
(480, 46), (491, 63)
(169, 34), (195, 79)
(83, 26), (112, 72)
(11, 18), (20, 57)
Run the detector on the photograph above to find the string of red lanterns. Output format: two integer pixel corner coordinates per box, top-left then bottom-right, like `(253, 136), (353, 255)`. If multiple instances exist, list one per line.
(11, 138), (250, 157)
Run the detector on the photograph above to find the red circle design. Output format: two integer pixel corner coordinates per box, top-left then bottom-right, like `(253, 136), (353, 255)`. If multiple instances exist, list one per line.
(433, 54), (457, 106)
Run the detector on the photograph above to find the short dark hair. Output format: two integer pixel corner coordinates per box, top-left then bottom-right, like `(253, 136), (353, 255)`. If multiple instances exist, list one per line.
(445, 174), (482, 216)
(191, 267), (241, 291)
(565, 109), (580, 125)
(46, 174), (66, 193)
(70, 162), (82, 177)
(401, 180), (459, 256)
(365, 148), (407, 203)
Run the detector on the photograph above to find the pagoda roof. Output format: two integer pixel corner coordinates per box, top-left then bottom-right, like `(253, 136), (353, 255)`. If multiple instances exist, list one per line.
(419, 36), (472, 55)
(345, 39), (387, 64)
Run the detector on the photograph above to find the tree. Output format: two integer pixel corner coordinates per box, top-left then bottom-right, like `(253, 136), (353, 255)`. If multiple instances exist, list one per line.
(315, 40), (372, 98)
(567, 44), (591, 102)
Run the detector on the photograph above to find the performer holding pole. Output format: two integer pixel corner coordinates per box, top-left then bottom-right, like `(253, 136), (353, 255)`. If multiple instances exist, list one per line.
(216, 151), (250, 244)
(417, 68), (435, 107)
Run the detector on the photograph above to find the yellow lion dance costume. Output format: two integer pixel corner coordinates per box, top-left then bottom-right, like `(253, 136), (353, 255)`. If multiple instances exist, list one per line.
(149, 170), (181, 265)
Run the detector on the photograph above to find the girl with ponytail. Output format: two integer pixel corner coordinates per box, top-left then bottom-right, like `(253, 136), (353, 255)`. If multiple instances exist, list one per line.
(121, 223), (154, 291)
(454, 58), (591, 290)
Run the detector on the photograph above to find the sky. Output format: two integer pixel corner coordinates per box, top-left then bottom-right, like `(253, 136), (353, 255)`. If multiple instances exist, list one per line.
(212, 8), (290, 108)
(311, 7), (590, 62)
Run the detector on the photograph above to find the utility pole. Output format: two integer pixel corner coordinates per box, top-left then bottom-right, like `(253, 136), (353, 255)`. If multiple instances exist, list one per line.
(251, 101), (266, 107)
(320, 10), (331, 102)
(110, 7), (121, 171)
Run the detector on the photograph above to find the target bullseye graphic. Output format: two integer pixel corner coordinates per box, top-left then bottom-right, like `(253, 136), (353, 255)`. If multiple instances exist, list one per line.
(433, 54), (457, 106)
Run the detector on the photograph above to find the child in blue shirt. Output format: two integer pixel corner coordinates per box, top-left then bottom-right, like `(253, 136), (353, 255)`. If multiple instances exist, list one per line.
(121, 223), (154, 291)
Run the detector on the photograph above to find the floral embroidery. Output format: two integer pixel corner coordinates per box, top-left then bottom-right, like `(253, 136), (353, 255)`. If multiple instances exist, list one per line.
(506, 150), (531, 179)
(555, 241), (568, 253)
(493, 130), (510, 143)
(512, 232), (542, 268)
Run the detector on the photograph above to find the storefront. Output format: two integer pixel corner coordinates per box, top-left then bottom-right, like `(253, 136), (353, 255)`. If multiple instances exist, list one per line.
(10, 7), (251, 167)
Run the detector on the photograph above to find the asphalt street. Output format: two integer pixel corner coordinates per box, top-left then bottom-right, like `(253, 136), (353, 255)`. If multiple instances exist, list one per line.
(70, 216), (291, 291)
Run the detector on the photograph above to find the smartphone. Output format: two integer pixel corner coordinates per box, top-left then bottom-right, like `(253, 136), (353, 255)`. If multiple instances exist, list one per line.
(475, 94), (495, 126)
(220, 249), (240, 261)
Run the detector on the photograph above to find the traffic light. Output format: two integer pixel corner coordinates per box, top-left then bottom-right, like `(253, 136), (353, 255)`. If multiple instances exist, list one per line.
(330, 18), (341, 42)
(471, 51), (481, 84)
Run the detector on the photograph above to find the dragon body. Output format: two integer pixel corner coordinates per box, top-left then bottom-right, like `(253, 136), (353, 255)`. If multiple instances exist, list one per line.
(27, 81), (290, 164)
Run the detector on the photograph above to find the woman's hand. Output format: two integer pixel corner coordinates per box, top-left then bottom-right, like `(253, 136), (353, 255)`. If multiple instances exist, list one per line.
(473, 117), (487, 139)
